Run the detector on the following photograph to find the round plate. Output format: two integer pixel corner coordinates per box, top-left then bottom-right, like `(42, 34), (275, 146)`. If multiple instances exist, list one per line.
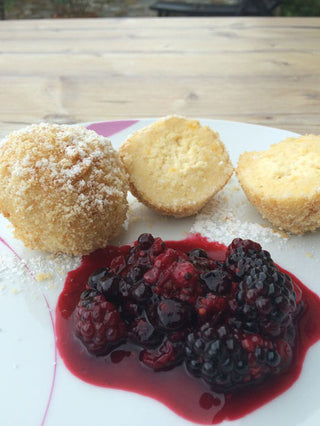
(1, 119), (319, 426)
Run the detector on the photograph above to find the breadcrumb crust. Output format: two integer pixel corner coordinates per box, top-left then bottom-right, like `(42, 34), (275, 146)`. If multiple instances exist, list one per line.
(236, 135), (320, 234)
(0, 123), (128, 255)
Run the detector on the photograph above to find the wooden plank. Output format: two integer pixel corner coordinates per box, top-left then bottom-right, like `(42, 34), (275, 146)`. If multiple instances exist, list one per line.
(0, 17), (319, 137)
(1, 51), (319, 78)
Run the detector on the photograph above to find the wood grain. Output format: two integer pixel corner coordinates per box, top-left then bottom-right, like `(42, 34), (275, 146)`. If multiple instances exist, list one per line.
(0, 17), (320, 137)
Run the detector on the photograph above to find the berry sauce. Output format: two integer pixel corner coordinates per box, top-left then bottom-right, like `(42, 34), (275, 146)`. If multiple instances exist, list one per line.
(55, 234), (320, 424)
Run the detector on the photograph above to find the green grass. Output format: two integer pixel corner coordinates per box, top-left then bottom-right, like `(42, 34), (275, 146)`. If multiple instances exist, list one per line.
(281, 0), (320, 16)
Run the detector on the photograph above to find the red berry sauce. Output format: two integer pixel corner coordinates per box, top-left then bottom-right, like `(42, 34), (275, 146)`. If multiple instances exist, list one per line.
(55, 234), (320, 424)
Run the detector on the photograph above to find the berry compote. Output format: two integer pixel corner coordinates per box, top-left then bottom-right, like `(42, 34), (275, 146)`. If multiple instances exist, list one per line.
(56, 234), (320, 424)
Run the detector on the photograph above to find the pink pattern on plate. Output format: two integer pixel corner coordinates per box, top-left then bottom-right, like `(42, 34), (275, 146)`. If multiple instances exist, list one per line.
(0, 236), (56, 426)
(87, 120), (139, 138)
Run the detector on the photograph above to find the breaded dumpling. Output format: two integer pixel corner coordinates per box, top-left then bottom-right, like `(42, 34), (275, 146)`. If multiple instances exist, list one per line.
(236, 134), (320, 234)
(0, 123), (128, 255)
(119, 116), (233, 217)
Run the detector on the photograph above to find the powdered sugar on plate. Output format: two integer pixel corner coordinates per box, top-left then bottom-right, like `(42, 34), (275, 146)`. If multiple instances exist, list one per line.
(0, 249), (80, 298)
(191, 176), (288, 247)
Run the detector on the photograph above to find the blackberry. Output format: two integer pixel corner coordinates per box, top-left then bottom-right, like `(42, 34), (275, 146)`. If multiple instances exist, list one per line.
(74, 288), (126, 355)
(185, 324), (250, 390)
(225, 238), (272, 280)
(226, 239), (297, 338)
(185, 323), (291, 392)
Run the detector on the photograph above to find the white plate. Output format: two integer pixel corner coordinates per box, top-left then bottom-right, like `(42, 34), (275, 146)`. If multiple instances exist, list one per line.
(1, 119), (320, 426)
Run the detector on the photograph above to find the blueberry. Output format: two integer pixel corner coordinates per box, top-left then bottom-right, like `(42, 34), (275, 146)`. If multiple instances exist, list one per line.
(137, 233), (154, 250)
(188, 249), (209, 259)
(130, 282), (153, 303)
(201, 269), (232, 295)
(148, 299), (192, 331)
(88, 268), (109, 289)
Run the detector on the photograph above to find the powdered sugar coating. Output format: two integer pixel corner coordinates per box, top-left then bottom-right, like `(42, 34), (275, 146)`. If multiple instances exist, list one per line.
(0, 123), (128, 255)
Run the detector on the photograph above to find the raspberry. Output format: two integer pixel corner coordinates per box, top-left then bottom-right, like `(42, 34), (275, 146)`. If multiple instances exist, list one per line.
(74, 289), (126, 355)
(140, 335), (185, 371)
(144, 248), (203, 304)
(196, 293), (228, 324)
(109, 254), (127, 275)
(149, 236), (166, 256)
